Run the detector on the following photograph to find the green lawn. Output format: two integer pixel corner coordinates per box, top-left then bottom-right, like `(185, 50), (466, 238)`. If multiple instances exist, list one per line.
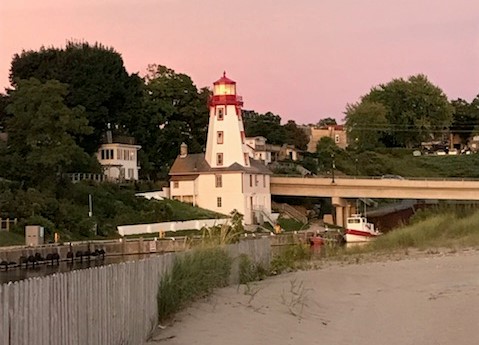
(0, 231), (25, 247)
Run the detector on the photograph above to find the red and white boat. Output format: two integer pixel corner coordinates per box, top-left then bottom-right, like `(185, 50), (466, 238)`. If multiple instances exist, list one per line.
(344, 214), (381, 243)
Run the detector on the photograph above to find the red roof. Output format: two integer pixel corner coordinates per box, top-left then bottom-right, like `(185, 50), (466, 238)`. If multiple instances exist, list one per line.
(213, 71), (236, 85)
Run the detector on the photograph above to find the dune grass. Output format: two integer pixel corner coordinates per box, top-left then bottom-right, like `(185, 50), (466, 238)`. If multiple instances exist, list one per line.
(157, 246), (232, 322)
(370, 211), (479, 251)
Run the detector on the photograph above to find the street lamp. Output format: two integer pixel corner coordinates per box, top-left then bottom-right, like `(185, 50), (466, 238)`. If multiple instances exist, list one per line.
(331, 153), (336, 183)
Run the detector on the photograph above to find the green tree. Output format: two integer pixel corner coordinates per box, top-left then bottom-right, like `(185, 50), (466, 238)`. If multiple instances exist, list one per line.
(0, 93), (11, 130)
(344, 101), (388, 150)
(5, 78), (97, 187)
(316, 137), (339, 172)
(9, 41), (143, 153)
(140, 64), (209, 179)
(283, 120), (309, 150)
(450, 97), (479, 141)
(243, 110), (286, 145)
(363, 74), (453, 148)
(317, 117), (337, 127)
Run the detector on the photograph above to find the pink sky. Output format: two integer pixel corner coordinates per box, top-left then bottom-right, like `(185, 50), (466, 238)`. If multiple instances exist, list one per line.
(1, 0), (478, 124)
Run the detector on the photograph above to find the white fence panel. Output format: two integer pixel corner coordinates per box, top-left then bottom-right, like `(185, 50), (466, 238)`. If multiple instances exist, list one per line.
(0, 239), (270, 345)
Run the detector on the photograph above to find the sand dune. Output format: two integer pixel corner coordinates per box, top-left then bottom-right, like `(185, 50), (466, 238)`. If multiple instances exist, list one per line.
(146, 250), (479, 345)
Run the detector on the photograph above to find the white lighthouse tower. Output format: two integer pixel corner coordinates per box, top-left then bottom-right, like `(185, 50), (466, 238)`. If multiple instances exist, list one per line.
(205, 72), (250, 168)
(169, 72), (272, 225)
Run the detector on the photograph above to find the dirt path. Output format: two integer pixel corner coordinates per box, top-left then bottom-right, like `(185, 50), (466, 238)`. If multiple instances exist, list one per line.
(146, 249), (479, 345)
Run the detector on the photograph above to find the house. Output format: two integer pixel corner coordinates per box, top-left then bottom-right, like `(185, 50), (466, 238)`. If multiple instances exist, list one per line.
(97, 132), (141, 181)
(279, 144), (301, 161)
(304, 125), (348, 152)
(169, 73), (272, 225)
(245, 136), (273, 164)
(245, 136), (301, 165)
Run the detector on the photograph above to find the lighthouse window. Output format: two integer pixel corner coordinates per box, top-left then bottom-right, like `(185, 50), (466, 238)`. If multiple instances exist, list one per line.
(217, 131), (224, 144)
(218, 108), (224, 120)
(216, 153), (223, 166)
(215, 174), (222, 188)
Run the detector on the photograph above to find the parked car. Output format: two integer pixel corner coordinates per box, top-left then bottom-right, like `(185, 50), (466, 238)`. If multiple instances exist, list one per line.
(381, 174), (405, 180)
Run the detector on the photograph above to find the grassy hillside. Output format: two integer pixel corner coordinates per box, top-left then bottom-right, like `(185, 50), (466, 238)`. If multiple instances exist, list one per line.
(370, 211), (479, 250)
(0, 180), (223, 246)
(334, 149), (479, 178)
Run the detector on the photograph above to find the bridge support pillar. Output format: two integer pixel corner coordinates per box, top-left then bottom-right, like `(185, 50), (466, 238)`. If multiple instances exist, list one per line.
(332, 197), (351, 227)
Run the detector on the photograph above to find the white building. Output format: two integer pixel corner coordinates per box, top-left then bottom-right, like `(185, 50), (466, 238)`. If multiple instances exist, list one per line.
(169, 73), (272, 225)
(245, 136), (273, 164)
(97, 134), (141, 181)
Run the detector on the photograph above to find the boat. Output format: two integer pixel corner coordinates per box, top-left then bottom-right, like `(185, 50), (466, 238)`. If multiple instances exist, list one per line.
(344, 214), (381, 243)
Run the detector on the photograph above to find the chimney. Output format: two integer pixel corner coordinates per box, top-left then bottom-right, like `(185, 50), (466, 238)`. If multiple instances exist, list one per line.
(180, 142), (188, 157)
(106, 130), (113, 144)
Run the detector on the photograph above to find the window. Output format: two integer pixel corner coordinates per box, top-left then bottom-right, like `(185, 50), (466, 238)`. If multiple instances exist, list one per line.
(217, 197), (222, 207)
(216, 153), (223, 166)
(173, 181), (179, 188)
(101, 149), (114, 160)
(218, 108), (224, 120)
(244, 153), (249, 165)
(255, 175), (259, 187)
(217, 131), (224, 144)
(249, 174), (253, 187)
(215, 174), (222, 188)
(335, 134), (340, 144)
(128, 168), (134, 179)
(124, 149), (130, 160)
(117, 149), (123, 160)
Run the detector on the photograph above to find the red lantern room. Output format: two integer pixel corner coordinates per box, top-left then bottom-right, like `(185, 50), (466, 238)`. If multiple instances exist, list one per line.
(210, 72), (243, 107)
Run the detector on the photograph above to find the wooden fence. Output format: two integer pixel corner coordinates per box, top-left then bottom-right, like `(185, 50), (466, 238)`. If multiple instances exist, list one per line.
(0, 238), (270, 345)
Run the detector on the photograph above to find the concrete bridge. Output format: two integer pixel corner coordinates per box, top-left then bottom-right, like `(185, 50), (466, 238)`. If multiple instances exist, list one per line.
(271, 176), (479, 226)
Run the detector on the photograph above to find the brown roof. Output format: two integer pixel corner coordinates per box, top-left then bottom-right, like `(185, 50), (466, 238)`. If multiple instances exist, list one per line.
(169, 153), (271, 176)
(170, 174), (199, 181)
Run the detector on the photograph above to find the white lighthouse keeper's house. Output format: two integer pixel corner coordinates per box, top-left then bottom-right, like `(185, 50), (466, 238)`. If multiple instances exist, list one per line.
(169, 73), (272, 225)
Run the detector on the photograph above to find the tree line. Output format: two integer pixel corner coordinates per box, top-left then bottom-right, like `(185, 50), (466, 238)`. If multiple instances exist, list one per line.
(0, 41), (310, 185)
(344, 74), (479, 150)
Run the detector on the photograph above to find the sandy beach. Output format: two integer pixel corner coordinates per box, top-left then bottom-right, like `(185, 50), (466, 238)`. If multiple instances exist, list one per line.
(146, 249), (479, 345)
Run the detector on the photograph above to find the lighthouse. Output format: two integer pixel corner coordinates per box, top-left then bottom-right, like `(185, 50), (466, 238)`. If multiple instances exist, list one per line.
(169, 73), (272, 225)
(205, 72), (250, 168)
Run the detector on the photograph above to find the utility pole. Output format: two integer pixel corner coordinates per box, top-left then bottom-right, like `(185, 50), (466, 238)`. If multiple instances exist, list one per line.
(88, 194), (93, 217)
